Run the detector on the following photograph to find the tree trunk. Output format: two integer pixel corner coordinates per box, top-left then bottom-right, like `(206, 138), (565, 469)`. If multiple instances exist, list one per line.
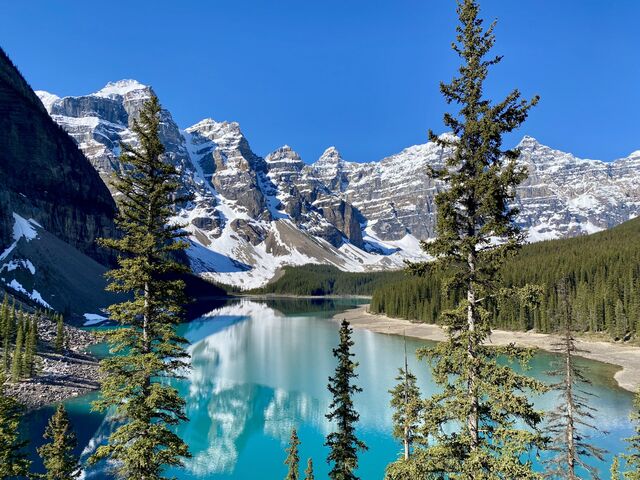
(403, 335), (410, 460)
(467, 250), (479, 449)
(565, 331), (576, 480)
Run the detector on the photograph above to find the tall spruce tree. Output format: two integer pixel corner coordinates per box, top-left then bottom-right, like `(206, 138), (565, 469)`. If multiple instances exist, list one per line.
(388, 337), (423, 461)
(22, 316), (37, 378)
(285, 428), (300, 480)
(325, 320), (367, 480)
(623, 389), (640, 479)
(611, 456), (621, 480)
(89, 94), (192, 479)
(384, 365), (425, 478)
(543, 281), (607, 479)
(304, 458), (315, 480)
(54, 314), (64, 353)
(0, 376), (30, 478)
(11, 319), (24, 383)
(0, 295), (8, 344)
(407, 0), (547, 477)
(1, 301), (13, 373)
(38, 403), (81, 479)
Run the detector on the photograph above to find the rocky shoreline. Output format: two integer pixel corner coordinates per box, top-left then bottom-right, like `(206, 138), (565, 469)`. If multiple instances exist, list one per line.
(3, 314), (102, 410)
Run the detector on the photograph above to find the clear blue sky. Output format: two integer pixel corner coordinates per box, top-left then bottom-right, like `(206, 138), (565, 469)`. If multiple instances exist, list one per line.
(1, 1), (638, 163)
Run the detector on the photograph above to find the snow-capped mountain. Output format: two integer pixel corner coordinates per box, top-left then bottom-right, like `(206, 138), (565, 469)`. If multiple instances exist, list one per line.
(35, 80), (640, 288)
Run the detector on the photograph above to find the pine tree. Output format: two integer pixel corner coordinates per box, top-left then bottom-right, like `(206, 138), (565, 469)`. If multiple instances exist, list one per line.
(1, 338), (9, 375)
(325, 320), (367, 480)
(54, 314), (64, 353)
(0, 294), (8, 343)
(611, 456), (621, 480)
(3, 302), (15, 344)
(0, 376), (30, 478)
(285, 428), (300, 480)
(304, 458), (314, 480)
(623, 389), (640, 479)
(406, 1), (547, 477)
(22, 316), (37, 378)
(88, 94), (192, 479)
(38, 403), (81, 479)
(388, 337), (422, 461)
(11, 319), (24, 383)
(543, 281), (607, 479)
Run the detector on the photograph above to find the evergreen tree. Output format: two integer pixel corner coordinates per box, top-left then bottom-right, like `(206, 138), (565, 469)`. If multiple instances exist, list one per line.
(325, 320), (367, 480)
(2, 301), (15, 343)
(0, 294), (8, 343)
(0, 376), (30, 478)
(54, 314), (64, 353)
(543, 281), (607, 479)
(406, 1), (547, 477)
(89, 94), (192, 479)
(623, 389), (640, 479)
(1, 338), (9, 375)
(38, 403), (81, 479)
(611, 456), (621, 480)
(285, 428), (300, 480)
(22, 316), (37, 378)
(11, 319), (23, 383)
(388, 337), (423, 461)
(384, 451), (436, 480)
(304, 458), (314, 480)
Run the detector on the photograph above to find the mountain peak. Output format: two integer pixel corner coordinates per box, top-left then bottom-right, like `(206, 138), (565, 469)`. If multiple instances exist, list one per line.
(266, 145), (303, 163)
(187, 118), (219, 130)
(518, 135), (543, 149)
(318, 146), (342, 164)
(34, 90), (60, 112)
(95, 79), (148, 98)
(186, 118), (243, 138)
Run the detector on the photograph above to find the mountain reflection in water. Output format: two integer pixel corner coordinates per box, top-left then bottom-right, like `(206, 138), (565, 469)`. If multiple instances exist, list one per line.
(24, 298), (634, 479)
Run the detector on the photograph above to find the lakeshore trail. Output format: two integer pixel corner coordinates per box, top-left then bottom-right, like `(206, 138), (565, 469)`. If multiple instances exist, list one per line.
(335, 305), (640, 393)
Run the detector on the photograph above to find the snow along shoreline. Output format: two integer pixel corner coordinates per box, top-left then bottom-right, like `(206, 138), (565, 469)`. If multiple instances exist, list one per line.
(334, 305), (640, 393)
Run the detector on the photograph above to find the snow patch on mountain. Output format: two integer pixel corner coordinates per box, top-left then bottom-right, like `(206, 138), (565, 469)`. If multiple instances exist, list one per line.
(1, 213), (39, 261)
(37, 79), (640, 288)
(95, 79), (148, 98)
(6, 279), (50, 308)
(34, 90), (60, 111)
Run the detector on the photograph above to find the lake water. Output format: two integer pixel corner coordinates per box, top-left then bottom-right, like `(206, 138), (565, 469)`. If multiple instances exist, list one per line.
(24, 298), (634, 478)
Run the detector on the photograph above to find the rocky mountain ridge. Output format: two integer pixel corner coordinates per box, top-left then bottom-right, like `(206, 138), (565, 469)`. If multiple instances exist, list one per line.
(35, 80), (640, 288)
(0, 47), (118, 316)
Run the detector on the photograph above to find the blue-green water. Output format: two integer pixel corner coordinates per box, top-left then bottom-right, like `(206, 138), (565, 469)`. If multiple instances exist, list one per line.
(24, 298), (634, 478)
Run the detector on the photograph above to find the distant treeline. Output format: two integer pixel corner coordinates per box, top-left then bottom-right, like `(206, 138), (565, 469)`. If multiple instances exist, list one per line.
(371, 217), (640, 341)
(248, 265), (406, 296)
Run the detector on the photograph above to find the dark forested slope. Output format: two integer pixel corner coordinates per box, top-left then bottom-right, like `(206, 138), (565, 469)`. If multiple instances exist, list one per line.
(249, 264), (406, 296)
(0, 47), (116, 264)
(371, 217), (640, 340)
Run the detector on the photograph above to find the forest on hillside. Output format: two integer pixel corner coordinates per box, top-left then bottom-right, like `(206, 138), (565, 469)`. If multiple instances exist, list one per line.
(371, 217), (640, 341)
(248, 264), (406, 296)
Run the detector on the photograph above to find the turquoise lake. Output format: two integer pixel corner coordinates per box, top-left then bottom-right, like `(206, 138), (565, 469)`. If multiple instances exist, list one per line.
(24, 298), (634, 478)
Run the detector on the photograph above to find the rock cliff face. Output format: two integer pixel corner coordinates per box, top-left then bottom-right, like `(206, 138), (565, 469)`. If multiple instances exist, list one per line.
(0, 48), (116, 265)
(36, 78), (640, 288)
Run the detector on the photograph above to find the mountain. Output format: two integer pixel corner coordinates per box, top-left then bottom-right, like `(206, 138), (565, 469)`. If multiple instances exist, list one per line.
(36, 80), (640, 288)
(0, 48), (118, 316)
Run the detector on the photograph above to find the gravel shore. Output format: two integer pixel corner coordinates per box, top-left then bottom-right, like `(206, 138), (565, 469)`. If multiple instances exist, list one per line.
(3, 314), (101, 409)
(335, 305), (640, 393)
